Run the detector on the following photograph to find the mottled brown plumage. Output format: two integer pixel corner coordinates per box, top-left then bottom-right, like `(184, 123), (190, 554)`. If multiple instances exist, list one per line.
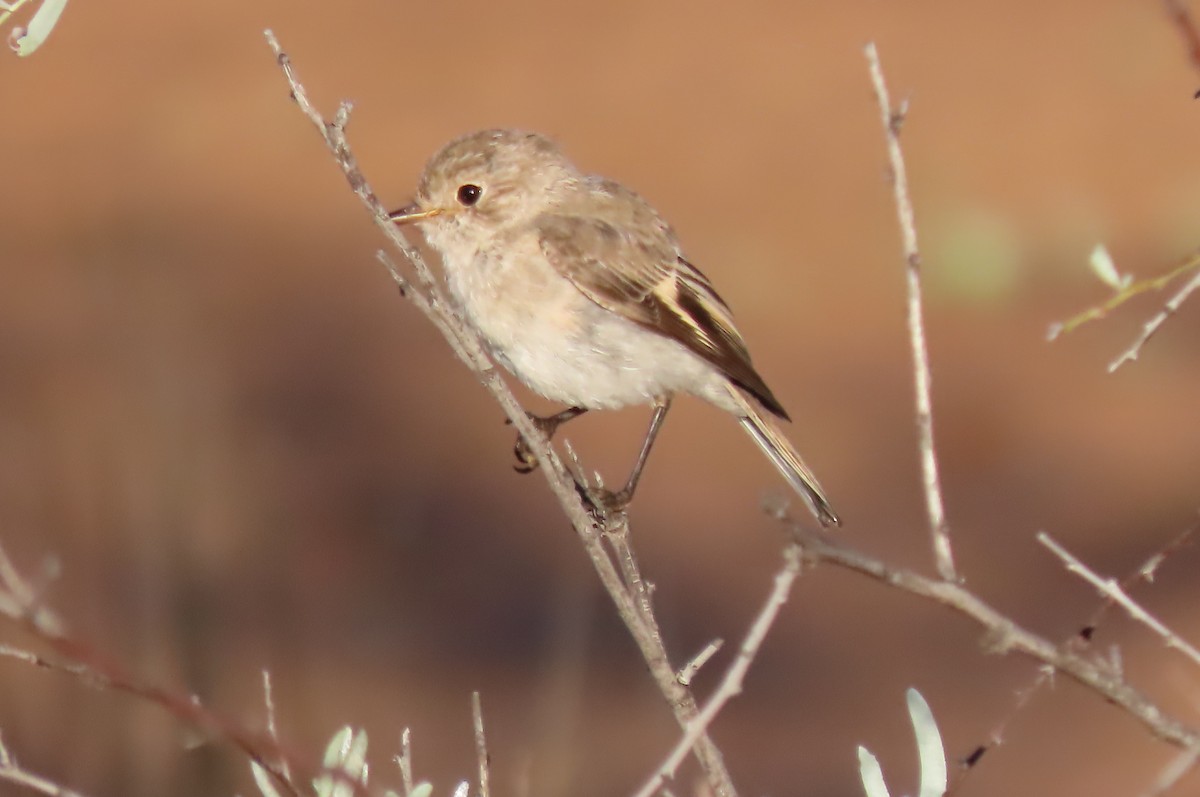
(537, 211), (788, 419)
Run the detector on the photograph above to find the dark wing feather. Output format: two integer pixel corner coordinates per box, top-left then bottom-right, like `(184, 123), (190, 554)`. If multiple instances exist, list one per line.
(535, 194), (789, 420)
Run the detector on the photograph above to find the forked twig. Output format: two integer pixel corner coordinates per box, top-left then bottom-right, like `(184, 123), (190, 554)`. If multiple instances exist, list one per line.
(781, 517), (1199, 751)
(633, 546), (802, 797)
(1089, 1), (1200, 370)
(951, 523), (1197, 792)
(1108, 267), (1200, 372)
(1039, 532), (1200, 666)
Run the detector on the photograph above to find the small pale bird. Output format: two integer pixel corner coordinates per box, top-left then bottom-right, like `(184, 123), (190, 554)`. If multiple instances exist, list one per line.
(390, 129), (839, 526)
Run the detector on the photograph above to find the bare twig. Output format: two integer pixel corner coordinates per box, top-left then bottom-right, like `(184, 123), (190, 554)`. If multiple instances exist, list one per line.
(1038, 532), (1200, 667)
(602, 514), (660, 638)
(633, 546), (802, 797)
(471, 692), (490, 797)
(1047, 248), (1200, 341)
(951, 522), (1197, 792)
(1086, 2), (1200, 370)
(864, 42), (957, 582)
(0, 541), (62, 636)
(264, 30), (737, 797)
(261, 670), (293, 783)
(676, 639), (724, 687)
(0, 539), (303, 797)
(0, 731), (89, 797)
(1142, 740), (1200, 797)
(782, 517), (1200, 750)
(396, 728), (415, 797)
(1108, 267), (1200, 372)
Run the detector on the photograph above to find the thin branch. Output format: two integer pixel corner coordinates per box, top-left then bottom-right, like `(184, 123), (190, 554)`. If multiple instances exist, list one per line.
(396, 728), (415, 797)
(633, 546), (802, 797)
(471, 692), (490, 797)
(1142, 740), (1200, 797)
(0, 0), (29, 25)
(264, 30), (737, 797)
(602, 514), (660, 639)
(1038, 532), (1200, 667)
(950, 522), (1197, 793)
(864, 42), (957, 582)
(1089, 1), (1200, 371)
(0, 540), (303, 797)
(1108, 267), (1200, 372)
(261, 669), (292, 784)
(1047, 248), (1200, 341)
(0, 731), (89, 797)
(779, 517), (1200, 751)
(676, 639), (724, 687)
(0, 541), (62, 636)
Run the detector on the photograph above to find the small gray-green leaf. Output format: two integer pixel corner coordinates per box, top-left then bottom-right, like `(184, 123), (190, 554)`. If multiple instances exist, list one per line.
(907, 688), (947, 797)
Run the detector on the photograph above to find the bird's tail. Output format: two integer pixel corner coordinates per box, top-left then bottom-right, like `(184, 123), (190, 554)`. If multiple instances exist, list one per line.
(728, 387), (840, 527)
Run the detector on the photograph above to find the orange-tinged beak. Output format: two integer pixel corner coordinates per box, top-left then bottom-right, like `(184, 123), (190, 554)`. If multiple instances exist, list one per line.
(388, 204), (448, 225)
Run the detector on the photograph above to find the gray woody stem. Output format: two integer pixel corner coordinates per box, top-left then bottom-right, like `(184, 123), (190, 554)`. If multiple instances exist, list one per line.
(263, 30), (738, 797)
(865, 43), (958, 583)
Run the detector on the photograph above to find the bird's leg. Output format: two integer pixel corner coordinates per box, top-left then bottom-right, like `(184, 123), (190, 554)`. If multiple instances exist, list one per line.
(587, 397), (672, 513)
(510, 406), (588, 473)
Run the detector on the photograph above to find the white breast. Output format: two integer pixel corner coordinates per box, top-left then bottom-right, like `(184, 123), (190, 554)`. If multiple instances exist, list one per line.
(439, 237), (730, 412)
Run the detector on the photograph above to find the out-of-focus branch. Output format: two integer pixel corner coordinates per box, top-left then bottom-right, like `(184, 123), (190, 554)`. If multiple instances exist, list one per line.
(1047, 242), (1200, 373)
(864, 42), (957, 583)
(1039, 532), (1200, 666)
(1143, 741), (1200, 797)
(471, 692), (490, 797)
(1053, 3), (1200, 370)
(951, 522), (1197, 792)
(264, 30), (737, 797)
(1108, 266), (1200, 372)
(0, 540), (304, 797)
(779, 515), (1200, 751)
(0, 730), (89, 797)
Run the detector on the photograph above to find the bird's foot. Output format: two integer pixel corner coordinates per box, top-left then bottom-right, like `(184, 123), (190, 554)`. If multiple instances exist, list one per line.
(578, 484), (633, 516)
(507, 407), (587, 474)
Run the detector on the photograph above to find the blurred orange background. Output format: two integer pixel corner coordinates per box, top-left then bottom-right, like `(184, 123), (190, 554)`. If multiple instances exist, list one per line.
(2, 1), (1200, 795)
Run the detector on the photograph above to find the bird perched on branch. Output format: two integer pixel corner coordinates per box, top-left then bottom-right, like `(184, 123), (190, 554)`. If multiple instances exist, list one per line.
(390, 129), (839, 526)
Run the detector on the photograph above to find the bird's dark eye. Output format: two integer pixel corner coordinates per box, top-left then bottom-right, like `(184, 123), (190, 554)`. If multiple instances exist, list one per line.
(457, 184), (482, 206)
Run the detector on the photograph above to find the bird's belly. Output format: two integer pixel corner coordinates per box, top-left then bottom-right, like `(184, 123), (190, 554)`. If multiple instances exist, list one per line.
(505, 327), (693, 409)
(472, 291), (715, 409)
(446, 250), (725, 411)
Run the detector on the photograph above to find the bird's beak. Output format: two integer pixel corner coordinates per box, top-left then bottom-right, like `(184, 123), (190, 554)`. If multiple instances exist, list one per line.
(388, 204), (448, 225)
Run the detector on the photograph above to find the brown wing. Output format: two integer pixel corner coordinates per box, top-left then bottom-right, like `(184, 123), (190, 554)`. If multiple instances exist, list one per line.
(536, 196), (789, 420)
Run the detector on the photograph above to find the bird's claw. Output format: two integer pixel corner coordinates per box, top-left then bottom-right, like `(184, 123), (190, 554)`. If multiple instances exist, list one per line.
(512, 434), (540, 474)
(507, 408), (585, 475)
